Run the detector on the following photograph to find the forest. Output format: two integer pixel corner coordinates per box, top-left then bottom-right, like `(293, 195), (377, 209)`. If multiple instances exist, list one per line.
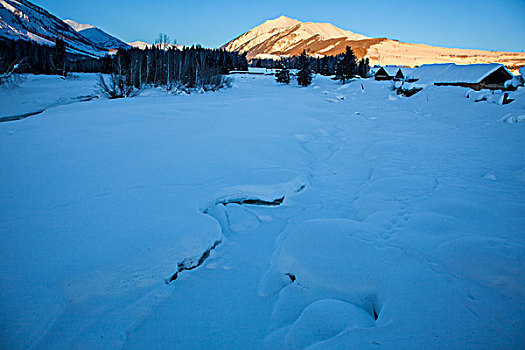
(0, 37), (248, 95)
(253, 48), (370, 78)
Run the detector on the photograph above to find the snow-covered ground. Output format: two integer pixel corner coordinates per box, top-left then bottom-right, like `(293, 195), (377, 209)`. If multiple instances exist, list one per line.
(1, 73), (524, 349)
(0, 74), (101, 120)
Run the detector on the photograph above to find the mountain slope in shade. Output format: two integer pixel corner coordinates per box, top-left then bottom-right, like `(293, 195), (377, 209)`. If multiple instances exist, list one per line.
(65, 19), (130, 50)
(0, 0), (107, 57)
(223, 16), (525, 70)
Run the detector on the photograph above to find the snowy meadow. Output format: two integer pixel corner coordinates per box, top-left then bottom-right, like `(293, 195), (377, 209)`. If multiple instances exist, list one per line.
(1, 73), (524, 349)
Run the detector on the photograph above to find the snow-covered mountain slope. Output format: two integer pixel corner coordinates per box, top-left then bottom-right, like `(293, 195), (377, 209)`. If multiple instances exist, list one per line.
(128, 40), (152, 50)
(223, 15), (369, 58)
(366, 39), (525, 70)
(65, 19), (130, 50)
(63, 19), (94, 32)
(0, 0), (107, 57)
(223, 15), (525, 69)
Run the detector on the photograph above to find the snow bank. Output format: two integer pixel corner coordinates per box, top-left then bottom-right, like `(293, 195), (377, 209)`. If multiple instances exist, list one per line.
(263, 218), (524, 349)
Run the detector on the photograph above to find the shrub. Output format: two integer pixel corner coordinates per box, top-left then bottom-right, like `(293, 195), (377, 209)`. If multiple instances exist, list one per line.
(97, 73), (137, 99)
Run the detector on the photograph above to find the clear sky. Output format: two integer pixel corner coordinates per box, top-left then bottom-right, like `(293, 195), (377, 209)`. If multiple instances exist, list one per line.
(33, 0), (525, 52)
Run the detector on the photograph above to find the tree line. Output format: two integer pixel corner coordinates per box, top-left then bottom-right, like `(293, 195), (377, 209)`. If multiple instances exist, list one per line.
(255, 47), (370, 79)
(0, 38), (112, 76)
(275, 46), (370, 87)
(102, 44), (248, 96)
(0, 37), (248, 96)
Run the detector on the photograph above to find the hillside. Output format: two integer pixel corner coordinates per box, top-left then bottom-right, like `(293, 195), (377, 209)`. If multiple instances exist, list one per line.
(0, 0), (107, 57)
(65, 19), (130, 51)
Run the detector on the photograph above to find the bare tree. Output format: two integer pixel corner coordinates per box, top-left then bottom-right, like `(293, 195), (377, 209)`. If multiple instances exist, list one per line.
(0, 58), (25, 86)
(155, 33), (173, 50)
(97, 73), (137, 99)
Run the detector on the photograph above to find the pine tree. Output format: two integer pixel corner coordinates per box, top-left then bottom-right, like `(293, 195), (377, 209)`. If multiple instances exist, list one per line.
(319, 58), (330, 76)
(335, 46), (357, 84)
(296, 50), (312, 87)
(357, 57), (370, 78)
(275, 65), (290, 84)
(54, 37), (66, 76)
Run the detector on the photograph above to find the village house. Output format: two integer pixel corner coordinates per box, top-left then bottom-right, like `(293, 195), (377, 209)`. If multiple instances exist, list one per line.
(375, 66), (413, 81)
(374, 66), (400, 80)
(407, 63), (513, 90)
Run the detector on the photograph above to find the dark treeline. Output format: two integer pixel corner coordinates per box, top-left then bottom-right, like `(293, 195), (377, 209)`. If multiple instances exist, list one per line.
(0, 38), (248, 94)
(253, 49), (370, 78)
(274, 47), (370, 87)
(110, 46), (248, 92)
(0, 38), (107, 75)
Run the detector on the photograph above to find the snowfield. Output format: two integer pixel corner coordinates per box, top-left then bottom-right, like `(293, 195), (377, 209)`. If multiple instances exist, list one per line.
(1, 73), (524, 349)
(0, 74), (100, 121)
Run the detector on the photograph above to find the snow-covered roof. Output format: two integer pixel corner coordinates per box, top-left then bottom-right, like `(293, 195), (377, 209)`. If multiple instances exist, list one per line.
(408, 63), (511, 84)
(399, 67), (414, 77)
(382, 66), (401, 77)
(376, 66), (414, 78)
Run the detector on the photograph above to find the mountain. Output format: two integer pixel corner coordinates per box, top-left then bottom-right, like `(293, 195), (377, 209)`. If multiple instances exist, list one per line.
(0, 0), (107, 57)
(223, 16), (525, 70)
(128, 40), (152, 50)
(223, 15), (370, 59)
(65, 19), (130, 51)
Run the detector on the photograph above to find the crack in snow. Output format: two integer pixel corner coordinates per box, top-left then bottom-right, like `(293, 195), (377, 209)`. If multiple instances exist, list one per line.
(0, 95), (99, 123)
(165, 240), (222, 284)
(217, 196), (285, 207)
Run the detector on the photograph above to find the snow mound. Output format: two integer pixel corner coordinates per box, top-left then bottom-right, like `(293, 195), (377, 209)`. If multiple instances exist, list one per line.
(500, 113), (525, 123)
(261, 218), (525, 349)
(267, 299), (375, 350)
(438, 236), (525, 300)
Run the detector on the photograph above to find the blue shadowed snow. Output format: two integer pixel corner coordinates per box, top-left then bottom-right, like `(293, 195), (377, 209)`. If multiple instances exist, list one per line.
(0, 73), (524, 349)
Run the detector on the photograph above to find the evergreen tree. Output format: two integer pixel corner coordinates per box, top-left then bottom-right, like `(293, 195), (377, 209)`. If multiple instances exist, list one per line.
(335, 46), (357, 84)
(54, 37), (66, 76)
(296, 51), (312, 87)
(319, 57), (330, 76)
(275, 65), (290, 84)
(357, 57), (370, 78)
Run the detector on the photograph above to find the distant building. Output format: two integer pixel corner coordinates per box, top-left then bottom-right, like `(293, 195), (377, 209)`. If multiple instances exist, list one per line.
(408, 63), (513, 90)
(375, 66), (401, 80)
(375, 66), (414, 81)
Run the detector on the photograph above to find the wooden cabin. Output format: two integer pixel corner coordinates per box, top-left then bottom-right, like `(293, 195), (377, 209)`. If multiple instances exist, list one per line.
(375, 66), (414, 81)
(409, 63), (513, 90)
(375, 67), (399, 80)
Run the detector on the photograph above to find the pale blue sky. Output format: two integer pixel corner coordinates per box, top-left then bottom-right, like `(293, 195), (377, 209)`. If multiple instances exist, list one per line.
(34, 0), (525, 51)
